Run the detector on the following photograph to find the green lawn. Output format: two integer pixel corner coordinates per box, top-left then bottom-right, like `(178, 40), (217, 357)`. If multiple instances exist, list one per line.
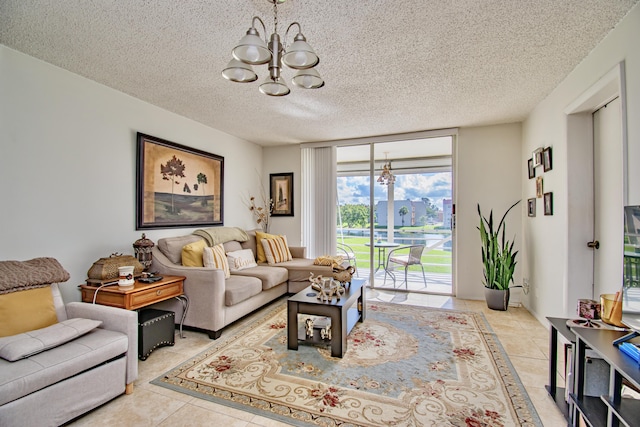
(337, 236), (452, 274)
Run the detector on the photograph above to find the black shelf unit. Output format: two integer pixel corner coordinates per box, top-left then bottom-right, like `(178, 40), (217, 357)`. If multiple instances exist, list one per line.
(572, 327), (640, 427)
(546, 317), (576, 423)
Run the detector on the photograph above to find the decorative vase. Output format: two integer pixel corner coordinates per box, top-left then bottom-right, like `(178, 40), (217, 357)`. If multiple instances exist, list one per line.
(485, 287), (510, 311)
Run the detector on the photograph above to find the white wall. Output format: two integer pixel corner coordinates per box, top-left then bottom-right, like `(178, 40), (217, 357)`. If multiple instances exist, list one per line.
(264, 124), (523, 300)
(262, 145), (302, 245)
(456, 123), (523, 301)
(0, 46), (264, 303)
(522, 3), (640, 321)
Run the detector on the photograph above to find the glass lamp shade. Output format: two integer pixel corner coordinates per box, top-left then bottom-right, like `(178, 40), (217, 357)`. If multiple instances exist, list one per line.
(232, 33), (271, 65)
(282, 40), (319, 69)
(291, 67), (324, 89)
(222, 58), (258, 83)
(259, 76), (290, 96)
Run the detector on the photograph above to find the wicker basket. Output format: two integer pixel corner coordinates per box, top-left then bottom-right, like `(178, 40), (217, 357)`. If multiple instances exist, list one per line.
(87, 253), (144, 281)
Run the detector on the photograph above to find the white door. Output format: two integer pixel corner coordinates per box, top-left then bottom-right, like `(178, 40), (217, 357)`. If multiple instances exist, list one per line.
(592, 96), (623, 297)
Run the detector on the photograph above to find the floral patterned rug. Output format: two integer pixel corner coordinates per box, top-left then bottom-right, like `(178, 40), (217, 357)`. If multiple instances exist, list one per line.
(152, 301), (541, 426)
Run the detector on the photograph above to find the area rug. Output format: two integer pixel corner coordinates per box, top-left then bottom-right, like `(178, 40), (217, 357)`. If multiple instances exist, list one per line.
(152, 301), (542, 426)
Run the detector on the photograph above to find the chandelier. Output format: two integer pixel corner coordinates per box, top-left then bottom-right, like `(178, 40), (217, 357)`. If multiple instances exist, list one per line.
(377, 155), (396, 186)
(222, 0), (324, 96)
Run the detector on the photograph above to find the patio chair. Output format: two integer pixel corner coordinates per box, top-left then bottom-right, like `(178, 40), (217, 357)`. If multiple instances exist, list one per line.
(384, 244), (427, 288)
(336, 242), (359, 276)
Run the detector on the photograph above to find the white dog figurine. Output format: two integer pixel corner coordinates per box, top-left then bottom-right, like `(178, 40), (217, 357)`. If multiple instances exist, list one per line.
(305, 318), (314, 338)
(320, 325), (332, 340)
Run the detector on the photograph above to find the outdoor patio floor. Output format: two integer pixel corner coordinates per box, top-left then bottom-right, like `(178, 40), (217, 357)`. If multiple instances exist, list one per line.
(359, 269), (453, 295)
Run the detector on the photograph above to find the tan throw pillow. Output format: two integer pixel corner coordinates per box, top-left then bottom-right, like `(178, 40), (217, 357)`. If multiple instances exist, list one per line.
(261, 236), (293, 265)
(203, 244), (230, 278)
(182, 239), (207, 267)
(255, 231), (279, 263)
(227, 249), (258, 272)
(0, 287), (58, 337)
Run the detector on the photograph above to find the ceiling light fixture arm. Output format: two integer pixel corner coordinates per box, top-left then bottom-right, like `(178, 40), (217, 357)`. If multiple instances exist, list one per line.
(249, 16), (268, 42)
(284, 22), (302, 45)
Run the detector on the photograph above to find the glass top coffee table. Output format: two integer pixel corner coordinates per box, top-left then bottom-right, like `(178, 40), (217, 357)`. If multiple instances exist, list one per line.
(287, 278), (366, 358)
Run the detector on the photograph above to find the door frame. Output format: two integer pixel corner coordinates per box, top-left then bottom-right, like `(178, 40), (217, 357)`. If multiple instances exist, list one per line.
(564, 61), (628, 306)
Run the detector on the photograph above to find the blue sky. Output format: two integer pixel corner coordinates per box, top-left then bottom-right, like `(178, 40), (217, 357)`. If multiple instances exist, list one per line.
(337, 172), (452, 209)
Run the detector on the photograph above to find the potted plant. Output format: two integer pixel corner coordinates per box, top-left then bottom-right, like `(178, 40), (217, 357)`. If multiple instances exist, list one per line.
(477, 200), (521, 310)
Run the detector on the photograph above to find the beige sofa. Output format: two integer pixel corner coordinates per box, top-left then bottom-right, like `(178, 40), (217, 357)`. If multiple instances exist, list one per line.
(150, 229), (334, 339)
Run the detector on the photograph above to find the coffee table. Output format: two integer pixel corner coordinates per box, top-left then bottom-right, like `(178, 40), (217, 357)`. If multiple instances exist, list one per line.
(287, 278), (366, 358)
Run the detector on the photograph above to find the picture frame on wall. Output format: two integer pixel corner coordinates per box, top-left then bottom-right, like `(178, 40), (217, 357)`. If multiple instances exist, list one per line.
(536, 176), (543, 198)
(528, 198), (536, 217)
(528, 158), (536, 179)
(543, 147), (553, 172)
(532, 147), (543, 167)
(136, 132), (224, 229)
(270, 172), (294, 216)
(544, 192), (553, 215)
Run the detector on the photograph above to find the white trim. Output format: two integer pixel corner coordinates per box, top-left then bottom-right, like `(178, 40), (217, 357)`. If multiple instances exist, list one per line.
(300, 128), (459, 149)
(564, 61), (628, 203)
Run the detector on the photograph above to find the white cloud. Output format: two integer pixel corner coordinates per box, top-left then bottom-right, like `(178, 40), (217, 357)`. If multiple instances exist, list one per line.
(338, 172), (452, 207)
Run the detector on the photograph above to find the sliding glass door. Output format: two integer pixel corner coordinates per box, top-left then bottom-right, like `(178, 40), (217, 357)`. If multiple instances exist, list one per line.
(336, 136), (454, 295)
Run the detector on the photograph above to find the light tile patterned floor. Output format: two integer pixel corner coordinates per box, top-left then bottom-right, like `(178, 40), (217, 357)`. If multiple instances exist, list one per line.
(68, 290), (566, 426)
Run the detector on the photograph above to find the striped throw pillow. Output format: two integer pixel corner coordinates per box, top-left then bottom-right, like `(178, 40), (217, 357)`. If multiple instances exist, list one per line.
(203, 244), (230, 278)
(261, 236), (292, 265)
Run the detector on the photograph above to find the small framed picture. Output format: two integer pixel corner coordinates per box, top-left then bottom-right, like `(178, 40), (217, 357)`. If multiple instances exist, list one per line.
(528, 198), (536, 217)
(533, 148), (543, 168)
(536, 176), (543, 198)
(270, 172), (294, 216)
(544, 192), (553, 215)
(528, 158), (536, 179)
(543, 147), (553, 172)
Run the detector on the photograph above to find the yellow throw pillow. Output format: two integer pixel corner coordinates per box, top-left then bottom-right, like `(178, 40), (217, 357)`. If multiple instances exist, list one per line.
(182, 239), (207, 267)
(203, 244), (230, 278)
(255, 231), (280, 263)
(261, 235), (293, 265)
(0, 287), (58, 337)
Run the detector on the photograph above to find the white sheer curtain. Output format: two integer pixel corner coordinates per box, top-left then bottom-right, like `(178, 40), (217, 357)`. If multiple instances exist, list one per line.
(301, 146), (337, 258)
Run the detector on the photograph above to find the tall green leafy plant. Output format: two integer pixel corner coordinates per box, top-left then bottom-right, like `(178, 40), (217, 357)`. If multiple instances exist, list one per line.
(477, 200), (521, 290)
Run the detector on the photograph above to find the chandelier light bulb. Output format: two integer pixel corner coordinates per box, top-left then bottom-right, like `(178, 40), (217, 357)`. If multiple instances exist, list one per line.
(222, 58), (258, 83)
(245, 46), (260, 63)
(292, 67), (324, 89)
(259, 76), (290, 96)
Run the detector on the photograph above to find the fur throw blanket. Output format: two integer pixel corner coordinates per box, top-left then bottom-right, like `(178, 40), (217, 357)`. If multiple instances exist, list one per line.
(0, 257), (70, 295)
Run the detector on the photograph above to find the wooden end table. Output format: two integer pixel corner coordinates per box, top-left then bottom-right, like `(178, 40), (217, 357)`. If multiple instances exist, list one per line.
(287, 278), (366, 358)
(80, 275), (188, 338)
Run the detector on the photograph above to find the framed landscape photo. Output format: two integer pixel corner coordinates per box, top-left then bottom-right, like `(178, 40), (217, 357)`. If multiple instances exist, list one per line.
(528, 158), (536, 179)
(136, 133), (224, 229)
(544, 192), (554, 215)
(528, 198), (536, 217)
(543, 147), (553, 172)
(270, 172), (294, 216)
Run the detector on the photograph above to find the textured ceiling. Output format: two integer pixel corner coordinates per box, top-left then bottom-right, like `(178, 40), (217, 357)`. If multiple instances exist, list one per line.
(1, 1), (637, 146)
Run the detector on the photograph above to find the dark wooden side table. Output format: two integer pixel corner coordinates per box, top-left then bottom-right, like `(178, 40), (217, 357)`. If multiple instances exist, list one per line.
(80, 275), (188, 337)
(287, 278), (366, 358)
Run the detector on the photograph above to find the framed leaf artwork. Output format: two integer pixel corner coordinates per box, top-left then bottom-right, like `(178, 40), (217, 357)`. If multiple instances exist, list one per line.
(136, 133), (224, 229)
